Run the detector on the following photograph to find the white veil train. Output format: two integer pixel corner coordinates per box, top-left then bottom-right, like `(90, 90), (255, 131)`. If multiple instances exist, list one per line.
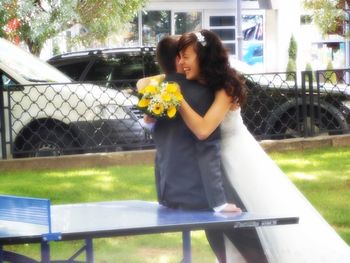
(220, 109), (350, 263)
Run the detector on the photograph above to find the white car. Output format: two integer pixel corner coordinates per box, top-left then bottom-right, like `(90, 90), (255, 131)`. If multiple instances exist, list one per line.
(0, 38), (147, 158)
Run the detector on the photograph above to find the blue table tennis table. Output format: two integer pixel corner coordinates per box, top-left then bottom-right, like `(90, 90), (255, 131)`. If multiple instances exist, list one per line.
(0, 195), (299, 263)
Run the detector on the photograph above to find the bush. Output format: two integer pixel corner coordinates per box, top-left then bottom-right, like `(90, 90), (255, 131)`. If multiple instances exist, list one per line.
(286, 35), (298, 80)
(305, 62), (315, 83)
(52, 42), (61, 56)
(325, 61), (337, 83)
(286, 59), (296, 80)
(288, 35), (297, 61)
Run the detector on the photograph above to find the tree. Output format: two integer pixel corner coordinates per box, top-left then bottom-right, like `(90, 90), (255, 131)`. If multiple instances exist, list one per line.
(0, 0), (146, 55)
(286, 35), (297, 80)
(303, 0), (349, 37)
(288, 35), (297, 61)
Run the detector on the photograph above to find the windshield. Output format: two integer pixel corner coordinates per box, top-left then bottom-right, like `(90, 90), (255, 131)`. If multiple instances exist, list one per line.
(0, 38), (71, 83)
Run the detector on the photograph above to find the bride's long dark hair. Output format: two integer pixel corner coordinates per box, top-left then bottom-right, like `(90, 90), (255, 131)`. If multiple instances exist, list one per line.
(178, 29), (247, 105)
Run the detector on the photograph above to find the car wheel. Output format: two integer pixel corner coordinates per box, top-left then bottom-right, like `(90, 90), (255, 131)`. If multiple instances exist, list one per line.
(14, 126), (79, 158)
(271, 103), (349, 139)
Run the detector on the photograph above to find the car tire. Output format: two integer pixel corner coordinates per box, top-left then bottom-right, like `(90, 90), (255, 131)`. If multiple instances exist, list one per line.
(268, 101), (349, 139)
(13, 126), (80, 158)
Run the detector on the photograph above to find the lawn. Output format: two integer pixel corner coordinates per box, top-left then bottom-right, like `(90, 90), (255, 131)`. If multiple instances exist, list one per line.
(0, 146), (349, 262)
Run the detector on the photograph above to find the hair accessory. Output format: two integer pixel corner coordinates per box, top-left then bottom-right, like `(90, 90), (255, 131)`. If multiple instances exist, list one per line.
(194, 32), (207, 46)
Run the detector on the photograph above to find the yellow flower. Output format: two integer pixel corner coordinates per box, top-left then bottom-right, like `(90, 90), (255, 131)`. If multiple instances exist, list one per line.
(161, 92), (171, 102)
(138, 98), (150, 108)
(166, 82), (179, 93)
(137, 79), (182, 119)
(175, 91), (183, 101)
(151, 103), (164, 115)
(145, 85), (158, 94)
(167, 106), (177, 118)
(138, 87), (146, 95)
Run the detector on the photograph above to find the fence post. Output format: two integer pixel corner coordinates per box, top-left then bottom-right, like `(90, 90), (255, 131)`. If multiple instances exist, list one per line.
(0, 81), (6, 159)
(301, 71), (309, 137)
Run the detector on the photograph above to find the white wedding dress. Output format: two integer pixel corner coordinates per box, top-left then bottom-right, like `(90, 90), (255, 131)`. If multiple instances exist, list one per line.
(220, 108), (350, 263)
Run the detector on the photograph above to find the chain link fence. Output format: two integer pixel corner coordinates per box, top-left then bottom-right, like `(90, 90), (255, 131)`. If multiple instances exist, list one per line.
(0, 70), (349, 159)
(0, 81), (152, 159)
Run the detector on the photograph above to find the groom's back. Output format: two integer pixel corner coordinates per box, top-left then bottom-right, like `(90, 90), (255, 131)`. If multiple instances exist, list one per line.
(153, 73), (224, 210)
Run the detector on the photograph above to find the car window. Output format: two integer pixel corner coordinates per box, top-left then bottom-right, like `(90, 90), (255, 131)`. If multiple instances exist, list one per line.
(85, 58), (115, 81)
(116, 55), (144, 80)
(143, 53), (160, 76)
(87, 55), (145, 81)
(1, 72), (18, 90)
(0, 38), (71, 83)
(0, 71), (25, 93)
(57, 61), (90, 81)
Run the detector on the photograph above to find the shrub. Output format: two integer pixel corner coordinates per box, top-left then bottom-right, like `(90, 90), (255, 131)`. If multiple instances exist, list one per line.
(286, 59), (296, 80)
(288, 35), (297, 61)
(305, 62), (315, 83)
(324, 61), (337, 83)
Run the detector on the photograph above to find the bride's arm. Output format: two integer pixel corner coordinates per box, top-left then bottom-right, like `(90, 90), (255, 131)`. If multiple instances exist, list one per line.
(179, 89), (233, 140)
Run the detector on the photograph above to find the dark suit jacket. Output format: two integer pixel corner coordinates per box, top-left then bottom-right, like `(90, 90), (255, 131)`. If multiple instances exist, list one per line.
(153, 73), (227, 210)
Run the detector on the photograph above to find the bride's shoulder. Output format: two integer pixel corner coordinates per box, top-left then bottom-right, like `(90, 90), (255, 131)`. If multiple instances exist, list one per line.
(229, 105), (241, 112)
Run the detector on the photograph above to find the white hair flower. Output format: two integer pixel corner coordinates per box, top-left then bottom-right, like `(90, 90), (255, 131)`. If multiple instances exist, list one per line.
(194, 32), (207, 46)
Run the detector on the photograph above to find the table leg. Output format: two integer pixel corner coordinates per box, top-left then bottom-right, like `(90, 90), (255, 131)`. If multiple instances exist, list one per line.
(0, 245), (3, 263)
(41, 241), (50, 263)
(182, 231), (191, 263)
(85, 239), (94, 263)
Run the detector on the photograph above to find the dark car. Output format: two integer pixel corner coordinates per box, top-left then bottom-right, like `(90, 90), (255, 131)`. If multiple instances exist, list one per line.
(241, 71), (350, 139)
(47, 47), (159, 84)
(48, 48), (350, 142)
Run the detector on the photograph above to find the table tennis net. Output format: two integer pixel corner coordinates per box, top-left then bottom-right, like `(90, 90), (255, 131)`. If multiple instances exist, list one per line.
(0, 195), (51, 227)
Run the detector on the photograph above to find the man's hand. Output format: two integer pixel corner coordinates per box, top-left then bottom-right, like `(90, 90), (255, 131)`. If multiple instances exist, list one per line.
(144, 114), (156, 124)
(220, 203), (242, 213)
(140, 114), (156, 132)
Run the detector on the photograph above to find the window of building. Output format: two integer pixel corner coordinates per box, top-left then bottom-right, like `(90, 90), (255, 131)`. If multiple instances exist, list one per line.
(175, 12), (202, 35)
(142, 11), (171, 46)
(208, 15), (236, 55)
(210, 16), (235, 27)
(123, 16), (139, 46)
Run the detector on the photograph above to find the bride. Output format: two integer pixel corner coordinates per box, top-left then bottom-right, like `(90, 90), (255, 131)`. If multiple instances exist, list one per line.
(177, 30), (350, 262)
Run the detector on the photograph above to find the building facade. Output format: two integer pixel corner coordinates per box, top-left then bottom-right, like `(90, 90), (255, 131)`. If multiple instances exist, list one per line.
(44, 0), (346, 74)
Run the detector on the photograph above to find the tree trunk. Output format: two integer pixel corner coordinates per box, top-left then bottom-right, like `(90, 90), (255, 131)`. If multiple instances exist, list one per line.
(25, 39), (42, 56)
(337, 0), (350, 8)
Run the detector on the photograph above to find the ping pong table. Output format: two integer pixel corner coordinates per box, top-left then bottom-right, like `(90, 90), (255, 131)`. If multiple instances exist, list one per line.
(0, 196), (299, 263)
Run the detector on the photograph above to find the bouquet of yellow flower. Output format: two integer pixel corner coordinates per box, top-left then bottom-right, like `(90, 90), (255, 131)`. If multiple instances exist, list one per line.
(137, 78), (183, 119)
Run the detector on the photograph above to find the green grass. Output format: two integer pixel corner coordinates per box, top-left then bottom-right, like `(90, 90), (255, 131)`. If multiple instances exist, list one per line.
(270, 147), (350, 243)
(0, 146), (349, 262)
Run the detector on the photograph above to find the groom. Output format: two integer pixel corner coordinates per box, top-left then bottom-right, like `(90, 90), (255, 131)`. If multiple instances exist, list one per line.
(143, 36), (267, 263)
(152, 36), (229, 211)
